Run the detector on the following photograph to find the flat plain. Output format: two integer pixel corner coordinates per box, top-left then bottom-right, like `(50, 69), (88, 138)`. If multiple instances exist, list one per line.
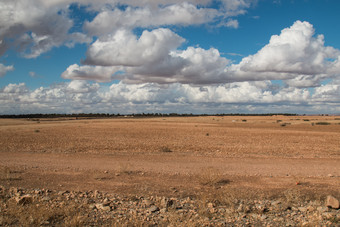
(0, 116), (339, 225)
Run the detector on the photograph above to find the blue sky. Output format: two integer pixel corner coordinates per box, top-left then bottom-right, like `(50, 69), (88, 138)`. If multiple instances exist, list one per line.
(1, 0), (340, 114)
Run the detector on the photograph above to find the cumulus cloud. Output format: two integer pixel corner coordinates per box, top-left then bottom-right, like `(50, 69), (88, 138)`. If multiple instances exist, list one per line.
(76, 20), (340, 86)
(221, 0), (254, 17)
(66, 80), (100, 93)
(0, 0), (91, 58)
(0, 0), (254, 58)
(84, 2), (219, 36)
(120, 47), (230, 84)
(238, 21), (339, 75)
(83, 28), (185, 67)
(2, 83), (28, 93)
(223, 21), (340, 85)
(220, 19), (239, 28)
(4, 80), (340, 114)
(62, 64), (122, 82)
(313, 82), (340, 103)
(0, 63), (14, 77)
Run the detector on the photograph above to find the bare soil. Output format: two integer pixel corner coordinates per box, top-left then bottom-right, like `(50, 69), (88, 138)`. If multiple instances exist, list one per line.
(1, 116), (340, 199)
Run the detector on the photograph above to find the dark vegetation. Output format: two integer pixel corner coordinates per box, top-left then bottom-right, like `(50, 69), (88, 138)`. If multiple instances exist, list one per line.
(0, 113), (298, 119)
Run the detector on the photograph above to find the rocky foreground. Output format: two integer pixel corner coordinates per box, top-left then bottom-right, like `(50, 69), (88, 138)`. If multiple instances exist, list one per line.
(0, 185), (339, 226)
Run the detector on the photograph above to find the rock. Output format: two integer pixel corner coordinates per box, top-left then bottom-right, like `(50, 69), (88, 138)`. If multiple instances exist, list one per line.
(95, 203), (111, 211)
(260, 215), (267, 220)
(41, 196), (51, 202)
(298, 207), (307, 212)
(306, 205), (315, 212)
(271, 200), (281, 207)
(160, 197), (169, 208)
(326, 195), (339, 209)
(160, 208), (167, 214)
(16, 195), (33, 205)
(317, 206), (328, 213)
(148, 205), (159, 213)
(103, 198), (110, 206)
(143, 199), (153, 207)
(207, 202), (214, 208)
(209, 208), (216, 213)
(89, 204), (96, 210)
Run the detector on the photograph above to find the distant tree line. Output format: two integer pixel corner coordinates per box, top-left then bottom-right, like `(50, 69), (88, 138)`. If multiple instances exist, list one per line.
(0, 113), (298, 119)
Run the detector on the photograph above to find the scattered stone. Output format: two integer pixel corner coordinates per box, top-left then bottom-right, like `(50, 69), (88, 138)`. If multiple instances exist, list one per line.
(1, 185), (340, 226)
(317, 206), (328, 213)
(15, 195), (33, 205)
(143, 199), (153, 207)
(326, 195), (340, 209)
(298, 207), (307, 212)
(260, 214), (267, 220)
(148, 205), (159, 213)
(95, 203), (111, 211)
(271, 200), (281, 206)
(41, 196), (51, 202)
(207, 202), (214, 208)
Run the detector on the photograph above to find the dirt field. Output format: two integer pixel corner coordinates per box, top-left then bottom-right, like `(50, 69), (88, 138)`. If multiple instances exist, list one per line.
(1, 115), (339, 198)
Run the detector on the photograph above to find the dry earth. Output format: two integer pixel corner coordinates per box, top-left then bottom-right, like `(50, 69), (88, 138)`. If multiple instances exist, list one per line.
(0, 116), (339, 225)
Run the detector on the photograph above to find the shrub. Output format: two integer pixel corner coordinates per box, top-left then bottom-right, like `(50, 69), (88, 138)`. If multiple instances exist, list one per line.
(315, 122), (331, 125)
(160, 146), (173, 153)
(198, 167), (228, 187)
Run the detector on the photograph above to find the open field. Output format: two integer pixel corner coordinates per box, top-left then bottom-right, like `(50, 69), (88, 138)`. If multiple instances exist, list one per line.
(0, 116), (339, 225)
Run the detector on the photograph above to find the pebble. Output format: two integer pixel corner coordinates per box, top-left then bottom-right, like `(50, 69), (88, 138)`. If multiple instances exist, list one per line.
(148, 205), (160, 213)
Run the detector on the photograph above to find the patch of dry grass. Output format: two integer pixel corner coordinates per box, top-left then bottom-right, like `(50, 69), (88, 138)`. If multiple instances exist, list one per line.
(198, 167), (229, 187)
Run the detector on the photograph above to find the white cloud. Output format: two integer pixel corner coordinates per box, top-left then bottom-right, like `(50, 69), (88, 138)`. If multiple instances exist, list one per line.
(313, 83), (340, 103)
(0, 0), (91, 58)
(120, 47), (230, 84)
(67, 80), (100, 93)
(221, 0), (254, 17)
(84, 2), (219, 36)
(78, 21), (340, 88)
(221, 19), (239, 28)
(0, 0), (254, 58)
(285, 75), (324, 88)
(2, 83), (28, 93)
(224, 20), (340, 85)
(170, 47), (230, 84)
(4, 80), (340, 115)
(76, 20), (340, 86)
(84, 28), (184, 67)
(0, 63), (14, 77)
(61, 64), (122, 82)
(239, 21), (339, 75)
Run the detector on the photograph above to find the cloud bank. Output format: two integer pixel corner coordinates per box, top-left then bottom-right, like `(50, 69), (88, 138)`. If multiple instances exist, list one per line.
(2, 80), (340, 114)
